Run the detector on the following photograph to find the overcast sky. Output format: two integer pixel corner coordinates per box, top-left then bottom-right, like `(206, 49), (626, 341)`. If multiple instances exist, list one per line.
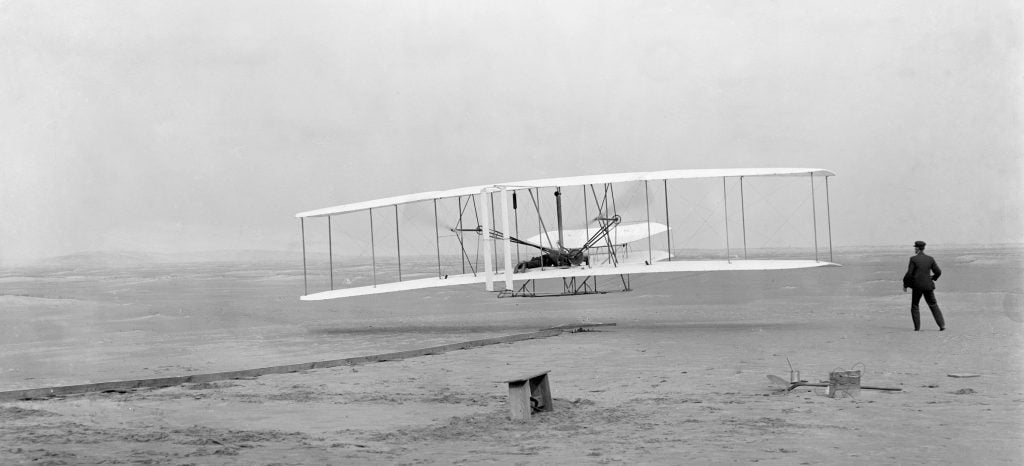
(1, 0), (1021, 265)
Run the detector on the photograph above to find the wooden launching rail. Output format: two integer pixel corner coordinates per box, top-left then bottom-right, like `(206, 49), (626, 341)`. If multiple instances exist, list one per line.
(0, 323), (614, 402)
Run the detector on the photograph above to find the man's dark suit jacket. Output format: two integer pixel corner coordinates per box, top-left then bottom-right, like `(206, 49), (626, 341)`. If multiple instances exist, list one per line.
(903, 253), (942, 290)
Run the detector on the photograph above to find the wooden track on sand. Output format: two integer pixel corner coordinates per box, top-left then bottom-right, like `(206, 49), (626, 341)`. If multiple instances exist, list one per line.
(0, 324), (613, 402)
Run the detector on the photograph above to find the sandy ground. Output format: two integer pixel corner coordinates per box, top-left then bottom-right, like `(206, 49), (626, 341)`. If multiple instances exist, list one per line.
(1, 245), (1022, 464)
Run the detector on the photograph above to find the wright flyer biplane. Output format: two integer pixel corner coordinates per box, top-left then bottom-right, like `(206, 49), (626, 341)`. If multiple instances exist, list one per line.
(296, 168), (838, 300)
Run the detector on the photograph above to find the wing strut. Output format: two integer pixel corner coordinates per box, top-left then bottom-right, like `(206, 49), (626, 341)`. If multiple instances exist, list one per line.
(456, 196), (465, 274)
(482, 190), (493, 291)
(433, 199), (441, 278)
(555, 187), (564, 249)
(810, 173), (819, 262)
(723, 177), (731, 263)
(490, 192), (498, 272)
(513, 191), (521, 264)
(595, 184), (612, 264)
(328, 216), (334, 290)
(395, 205), (402, 281)
(644, 180), (653, 264)
(583, 186), (590, 245)
(825, 176), (834, 262)
(500, 188), (513, 290)
(300, 218), (308, 296)
(609, 183), (620, 260)
(740, 176), (748, 260)
(664, 179), (672, 261)
(369, 208), (377, 287)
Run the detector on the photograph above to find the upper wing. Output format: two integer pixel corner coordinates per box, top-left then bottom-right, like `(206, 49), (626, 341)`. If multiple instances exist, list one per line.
(295, 168), (835, 218)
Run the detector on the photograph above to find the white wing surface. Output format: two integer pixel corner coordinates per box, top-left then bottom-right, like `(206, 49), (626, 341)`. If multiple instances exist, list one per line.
(301, 274), (486, 300)
(296, 168), (834, 218)
(300, 259), (839, 300)
(511, 259), (838, 282)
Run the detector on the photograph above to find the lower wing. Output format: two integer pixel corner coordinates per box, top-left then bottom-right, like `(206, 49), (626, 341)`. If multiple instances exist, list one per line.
(300, 259), (839, 301)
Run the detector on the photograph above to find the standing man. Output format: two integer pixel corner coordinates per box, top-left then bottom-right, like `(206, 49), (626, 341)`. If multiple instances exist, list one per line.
(903, 240), (946, 331)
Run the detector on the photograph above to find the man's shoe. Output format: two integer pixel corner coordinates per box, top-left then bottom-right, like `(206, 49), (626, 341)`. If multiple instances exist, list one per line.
(940, 327), (945, 331)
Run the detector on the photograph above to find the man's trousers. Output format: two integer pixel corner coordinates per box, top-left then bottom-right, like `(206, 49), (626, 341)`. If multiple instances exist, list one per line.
(911, 289), (945, 330)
